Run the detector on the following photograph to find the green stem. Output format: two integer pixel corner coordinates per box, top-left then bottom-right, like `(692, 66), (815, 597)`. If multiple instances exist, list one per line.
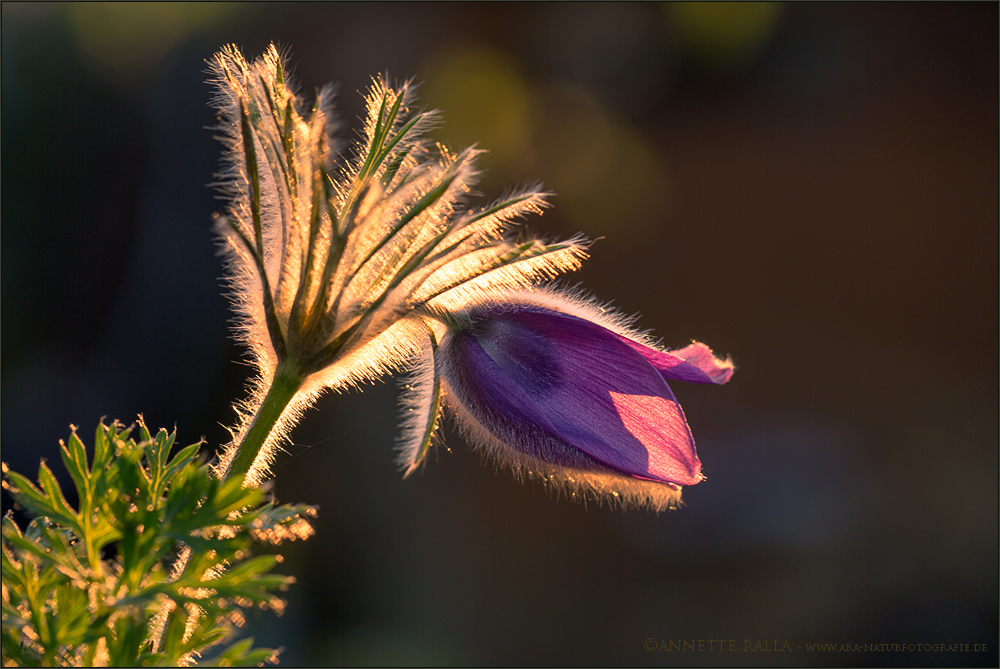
(224, 361), (304, 482)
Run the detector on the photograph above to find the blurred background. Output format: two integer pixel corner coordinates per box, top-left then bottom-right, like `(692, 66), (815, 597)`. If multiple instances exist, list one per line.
(2, 3), (996, 666)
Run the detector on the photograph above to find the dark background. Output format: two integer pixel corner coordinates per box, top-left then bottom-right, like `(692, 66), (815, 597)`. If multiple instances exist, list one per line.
(2, 3), (996, 666)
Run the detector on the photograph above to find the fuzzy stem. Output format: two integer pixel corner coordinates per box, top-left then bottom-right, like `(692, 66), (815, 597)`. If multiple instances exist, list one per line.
(150, 363), (304, 656)
(224, 361), (304, 482)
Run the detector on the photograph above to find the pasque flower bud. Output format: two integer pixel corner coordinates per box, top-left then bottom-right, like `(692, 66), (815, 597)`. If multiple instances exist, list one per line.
(399, 289), (734, 510)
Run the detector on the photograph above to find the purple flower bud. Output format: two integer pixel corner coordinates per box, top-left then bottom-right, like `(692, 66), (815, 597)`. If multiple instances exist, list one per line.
(425, 291), (734, 510)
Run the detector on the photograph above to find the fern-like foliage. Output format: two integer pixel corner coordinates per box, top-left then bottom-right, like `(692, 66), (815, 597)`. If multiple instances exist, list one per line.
(1, 419), (316, 666)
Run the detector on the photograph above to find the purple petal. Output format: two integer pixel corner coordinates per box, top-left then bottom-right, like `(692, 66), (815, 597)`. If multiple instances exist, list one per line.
(441, 307), (703, 486)
(614, 337), (734, 385)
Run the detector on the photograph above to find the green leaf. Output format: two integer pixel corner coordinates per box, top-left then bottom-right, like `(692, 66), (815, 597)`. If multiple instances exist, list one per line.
(59, 431), (90, 506)
(36, 462), (80, 530)
(2, 418), (316, 667)
(4, 469), (80, 533)
(92, 422), (113, 473)
(3, 515), (52, 567)
(205, 636), (280, 667)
